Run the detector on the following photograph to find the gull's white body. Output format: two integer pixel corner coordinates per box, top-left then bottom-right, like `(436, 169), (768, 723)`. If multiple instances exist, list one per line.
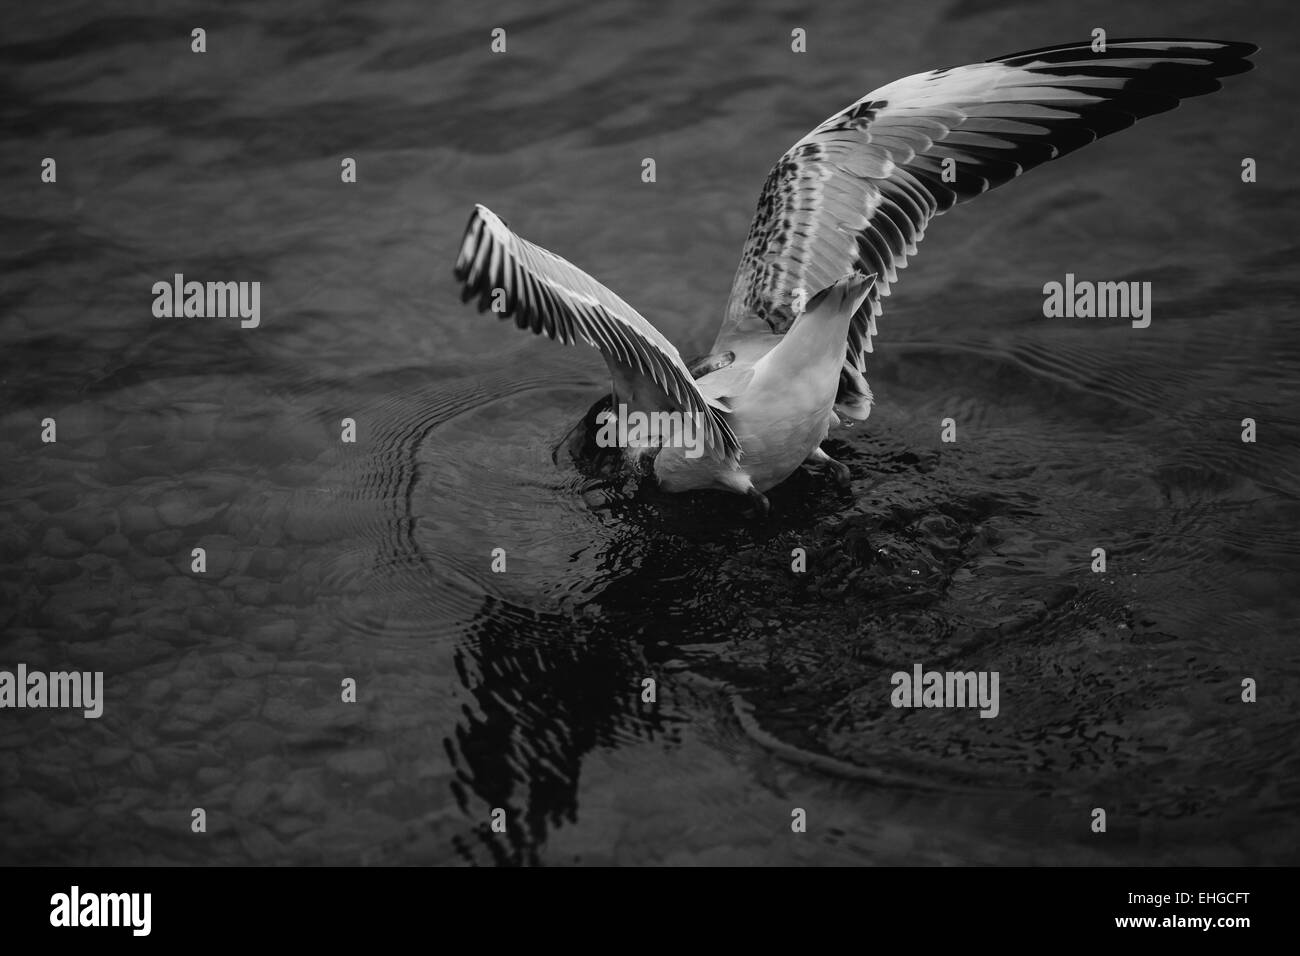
(655, 274), (871, 495)
(453, 38), (1254, 512)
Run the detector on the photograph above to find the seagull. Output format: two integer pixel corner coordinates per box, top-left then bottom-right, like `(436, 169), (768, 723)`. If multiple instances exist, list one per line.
(454, 38), (1255, 514)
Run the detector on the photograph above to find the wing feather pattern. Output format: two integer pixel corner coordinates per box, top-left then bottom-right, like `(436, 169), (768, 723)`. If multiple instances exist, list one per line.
(455, 204), (740, 461)
(718, 38), (1256, 417)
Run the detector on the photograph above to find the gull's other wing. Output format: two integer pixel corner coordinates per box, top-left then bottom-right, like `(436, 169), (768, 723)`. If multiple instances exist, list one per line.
(456, 203), (740, 460)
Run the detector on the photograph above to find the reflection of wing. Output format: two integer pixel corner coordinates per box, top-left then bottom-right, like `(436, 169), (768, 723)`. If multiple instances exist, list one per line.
(718, 38), (1256, 414)
(455, 204), (739, 461)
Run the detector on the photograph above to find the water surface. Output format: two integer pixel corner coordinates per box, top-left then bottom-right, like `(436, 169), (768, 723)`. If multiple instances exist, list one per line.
(1, 0), (1298, 865)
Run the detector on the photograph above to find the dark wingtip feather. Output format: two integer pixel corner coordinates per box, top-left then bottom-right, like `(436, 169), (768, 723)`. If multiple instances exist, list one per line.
(991, 38), (1257, 70)
(452, 207), (483, 283)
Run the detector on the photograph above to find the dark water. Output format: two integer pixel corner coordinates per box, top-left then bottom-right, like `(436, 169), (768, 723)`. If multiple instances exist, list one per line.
(2, 0), (1298, 864)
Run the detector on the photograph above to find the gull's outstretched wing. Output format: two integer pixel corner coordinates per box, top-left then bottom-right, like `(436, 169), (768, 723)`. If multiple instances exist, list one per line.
(455, 203), (740, 461)
(718, 38), (1257, 417)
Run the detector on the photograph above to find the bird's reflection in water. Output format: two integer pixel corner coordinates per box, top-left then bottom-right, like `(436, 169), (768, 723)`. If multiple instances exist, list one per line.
(446, 416), (792, 864)
(446, 550), (686, 863)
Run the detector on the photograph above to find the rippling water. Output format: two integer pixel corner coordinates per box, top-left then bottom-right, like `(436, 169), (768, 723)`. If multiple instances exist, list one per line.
(2, 0), (1298, 865)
